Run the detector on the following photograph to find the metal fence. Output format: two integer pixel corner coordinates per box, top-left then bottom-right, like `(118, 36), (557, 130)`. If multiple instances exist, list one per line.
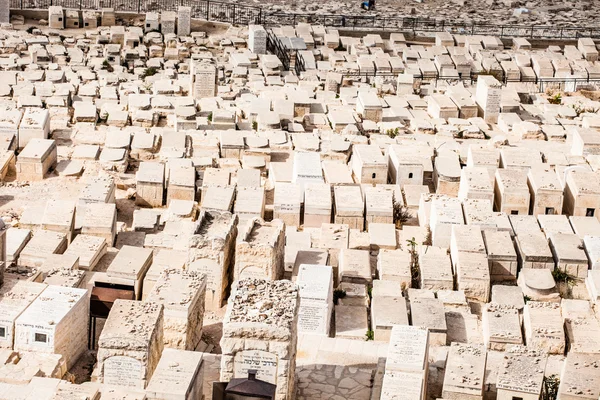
(266, 28), (290, 70)
(12, 0), (262, 25)
(261, 13), (600, 38)
(333, 70), (600, 93)
(11, 0), (600, 39)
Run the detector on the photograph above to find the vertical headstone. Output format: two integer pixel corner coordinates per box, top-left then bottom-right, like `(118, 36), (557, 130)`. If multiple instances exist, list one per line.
(326, 72), (342, 93)
(476, 75), (501, 124)
(0, 0), (9, 24)
(249, 25), (267, 55)
(177, 7), (191, 37)
(160, 11), (176, 35)
(190, 62), (218, 99)
(101, 8), (116, 26)
(397, 72), (415, 95)
(220, 279), (299, 400)
(48, 6), (64, 30)
(296, 264), (333, 336)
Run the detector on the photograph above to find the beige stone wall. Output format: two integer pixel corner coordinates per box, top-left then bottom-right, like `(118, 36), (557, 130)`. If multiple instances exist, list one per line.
(186, 212), (237, 311)
(95, 304), (164, 390)
(220, 280), (299, 400)
(136, 182), (164, 208)
(167, 185), (195, 204)
(234, 219), (285, 281)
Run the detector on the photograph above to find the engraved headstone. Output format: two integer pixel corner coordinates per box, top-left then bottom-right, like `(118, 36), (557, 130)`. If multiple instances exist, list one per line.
(191, 62), (217, 99)
(297, 264), (333, 335)
(476, 75), (501, 124)
(386, 325), (429, 373)
(249, 25), (267, 54)
(233, 350), (279, 384)
(177, 7), (191, 36)
(103, 356), (143, 388)
(161, 11), (176, 35)
(0, 0), (9, 24)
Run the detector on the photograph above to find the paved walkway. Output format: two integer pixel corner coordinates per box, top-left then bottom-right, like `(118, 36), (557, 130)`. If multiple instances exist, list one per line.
(297, 364), (375, 400)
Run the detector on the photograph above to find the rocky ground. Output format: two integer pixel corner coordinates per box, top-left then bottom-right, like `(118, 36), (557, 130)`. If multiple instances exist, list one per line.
(241, 0), (598, 27)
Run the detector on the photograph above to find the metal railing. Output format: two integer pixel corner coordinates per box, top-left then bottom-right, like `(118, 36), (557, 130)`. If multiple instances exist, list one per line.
(331, 69), (600, 93)
(10, 0), (600, 39)
(13, 0), (262, 25)
(294, 50), (305, 77)
(266, 28), (290, 71)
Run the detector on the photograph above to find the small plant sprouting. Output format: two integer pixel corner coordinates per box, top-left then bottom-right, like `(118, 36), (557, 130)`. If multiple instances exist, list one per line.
(365, 330), (374, 341)
(407, 237), (420, 289)
(392, 192), (410, 229)
(523, 295), (532, 303)
(207, 112), (213, 122)
(548, 93), (562, 105)
(333, 289), (346, 305)
(102, 59), (114, 73)
(252, 120), (258, 131)
(571, 103), (600, 117)
(551, 268), (576, 286)
(543, 375), (560, 400)
(141, 67), (158, 79)
(386, 127), (400, 139)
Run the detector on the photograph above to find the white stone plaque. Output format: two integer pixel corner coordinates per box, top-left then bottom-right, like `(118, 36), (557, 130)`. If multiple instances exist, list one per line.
(249, 25), (267, 54)
(188, 258), (220, 291)
(386, 325), (429, 373)
(193, 66), (217, 99)
(298, 301), (329, 334)
(238, 264), (266, 280)
(104, 355), (143, 388)
(564, 79), (576, 93)
(0, 0), (8, 24)
(233, 350), (278, 384)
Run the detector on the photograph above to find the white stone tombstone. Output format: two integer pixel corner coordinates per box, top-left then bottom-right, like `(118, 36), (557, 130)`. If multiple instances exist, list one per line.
(221, 279), (299, 399)
(386, 325), (429, 373)
(190, 62), (217, 99)
(14, 285), (88, 370)
(382, 325), (429, 400)
(233, 349), (279, 384)
(160, 11), (176, 35)
(104, 356), (144, 388)
(0, 0), (9, 24)
(296, 264), (333, 336)
(145, 348), (204, 399)
(249, 25), (267, 55)
(177, 7), (191, 36)
(292, 151), (324, 194)
(475, 75), (501, 124)
(0, 278), (47, 349)
(97, 300), (164, 389)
